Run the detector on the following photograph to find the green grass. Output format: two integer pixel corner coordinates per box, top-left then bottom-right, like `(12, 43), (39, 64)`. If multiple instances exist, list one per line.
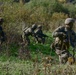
(0, 0), (76, 74)
(0, 57), (76, 75)
(0, 32), (76, 75)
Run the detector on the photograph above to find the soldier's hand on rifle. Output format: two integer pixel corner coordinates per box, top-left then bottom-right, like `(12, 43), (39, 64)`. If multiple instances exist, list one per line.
(44, 35), (48, 38)
(62, 33), (66, 38)
(58, 32), (66, 38)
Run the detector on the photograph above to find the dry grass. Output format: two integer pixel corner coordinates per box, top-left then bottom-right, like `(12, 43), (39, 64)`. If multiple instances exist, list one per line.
(0, 55), (76, 75)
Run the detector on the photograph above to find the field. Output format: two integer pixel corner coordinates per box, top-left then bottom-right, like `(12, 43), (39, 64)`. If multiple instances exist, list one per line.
(0, 33), (76, 75)
(0, 0), (76, 75)
(0, 52), (76, 75)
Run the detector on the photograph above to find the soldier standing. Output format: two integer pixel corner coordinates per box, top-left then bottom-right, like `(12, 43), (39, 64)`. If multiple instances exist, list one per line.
(22, 24), (37, 45)
(35, 25), (48, 44)
(0, 17), (5, 45)
(52, 18), (76, 64)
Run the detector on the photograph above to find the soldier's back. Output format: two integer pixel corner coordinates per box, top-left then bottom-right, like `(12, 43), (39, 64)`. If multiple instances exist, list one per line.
(25, 27), (32, 35)
(35, 28), (42, 34)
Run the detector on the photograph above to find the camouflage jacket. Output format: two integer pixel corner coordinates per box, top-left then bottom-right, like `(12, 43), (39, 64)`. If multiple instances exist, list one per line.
(35, 29), (47, 38)
(52, 26), (76, 48)
(24, 27), (35, 36)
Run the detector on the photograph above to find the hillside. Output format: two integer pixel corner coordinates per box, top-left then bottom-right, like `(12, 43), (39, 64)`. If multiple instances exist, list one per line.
(0, 0), (76, 75)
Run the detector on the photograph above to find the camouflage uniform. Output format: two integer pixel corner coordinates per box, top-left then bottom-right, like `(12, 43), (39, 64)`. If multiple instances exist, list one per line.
(52, 18), (76, 64)
(35, 25), (48, 44)
(0, 17), (5, 45)
(22, 24), (37, 45)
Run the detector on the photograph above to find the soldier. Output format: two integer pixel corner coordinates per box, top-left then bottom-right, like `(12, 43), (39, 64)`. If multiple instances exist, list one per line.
(35, 25), (48, 44)
(0, 17), (5, 45)
(22, 24), (37, 45)
(51, 18), (76, 64)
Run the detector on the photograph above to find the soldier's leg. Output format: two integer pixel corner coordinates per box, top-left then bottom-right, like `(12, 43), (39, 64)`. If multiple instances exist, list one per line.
(50, 42), (55, 50)
(38, 37), (45, 44)
(35, 37), (39, 44)
(59, 55), (63, 64)
(37, 37), (42, 43)
(22, 32), (25, 42)
(61, 51), (69, 64)
(26, 36), (30, 45)
(59, 55), (67, 64)
(63, 58), (68, 64)
(67, 52), (75, 64)
(42, 37), (45, 44)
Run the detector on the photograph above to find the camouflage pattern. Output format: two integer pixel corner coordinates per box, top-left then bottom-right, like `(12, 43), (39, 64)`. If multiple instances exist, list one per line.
(22, 24), (37, 45)
(65, 18), (75, 25)
(35, 25), (48, 44)
(52, 26), (76, 48)
(52, 18), (76, 64)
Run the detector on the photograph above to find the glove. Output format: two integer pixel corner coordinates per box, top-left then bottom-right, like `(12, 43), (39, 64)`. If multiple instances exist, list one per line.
(53, 32), (66, 38)
(57, 32), (66, 38)
(62, 33), (66, 38)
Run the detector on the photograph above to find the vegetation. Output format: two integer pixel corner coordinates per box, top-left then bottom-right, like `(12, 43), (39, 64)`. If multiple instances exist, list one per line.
(0, 58), (76, 75)
(0, 0), (76, 75)
(0, 32), (76, 75)
(0, 0), (76, 32)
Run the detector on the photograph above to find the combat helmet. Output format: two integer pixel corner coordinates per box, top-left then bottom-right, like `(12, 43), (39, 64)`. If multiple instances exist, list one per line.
(65, 18), (75, 25)
(38, 25), (42, 28)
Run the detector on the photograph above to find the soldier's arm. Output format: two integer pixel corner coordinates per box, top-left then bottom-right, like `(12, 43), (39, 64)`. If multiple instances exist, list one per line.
(35, 29), (39, 34)
(52, 26), (65, 37)
(23, 27), (28, 32)
(41, 33), (48, 37)
(33, 29), (39, 37)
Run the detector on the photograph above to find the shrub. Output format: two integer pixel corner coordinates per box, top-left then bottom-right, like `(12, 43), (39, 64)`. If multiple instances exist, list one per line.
(0, 0), (76, 39)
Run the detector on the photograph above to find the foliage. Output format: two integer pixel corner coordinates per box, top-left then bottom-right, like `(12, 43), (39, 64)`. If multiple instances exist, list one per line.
(0, 55), (76, 75)
(0, 0), (76, 34)
(67, 4), (76, 18)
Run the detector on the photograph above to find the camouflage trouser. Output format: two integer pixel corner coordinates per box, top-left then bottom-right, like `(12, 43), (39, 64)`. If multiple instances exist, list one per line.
(25, 36), (30, 45)
(22, 32), (30, 45)
(51, 37), (69, 50)
(35, 36), (45, 44)
(51, 37), (70, 64)
(51, 37), (62, 50)
(22, 32), (25, 42)
(55, 49), (69, 64)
